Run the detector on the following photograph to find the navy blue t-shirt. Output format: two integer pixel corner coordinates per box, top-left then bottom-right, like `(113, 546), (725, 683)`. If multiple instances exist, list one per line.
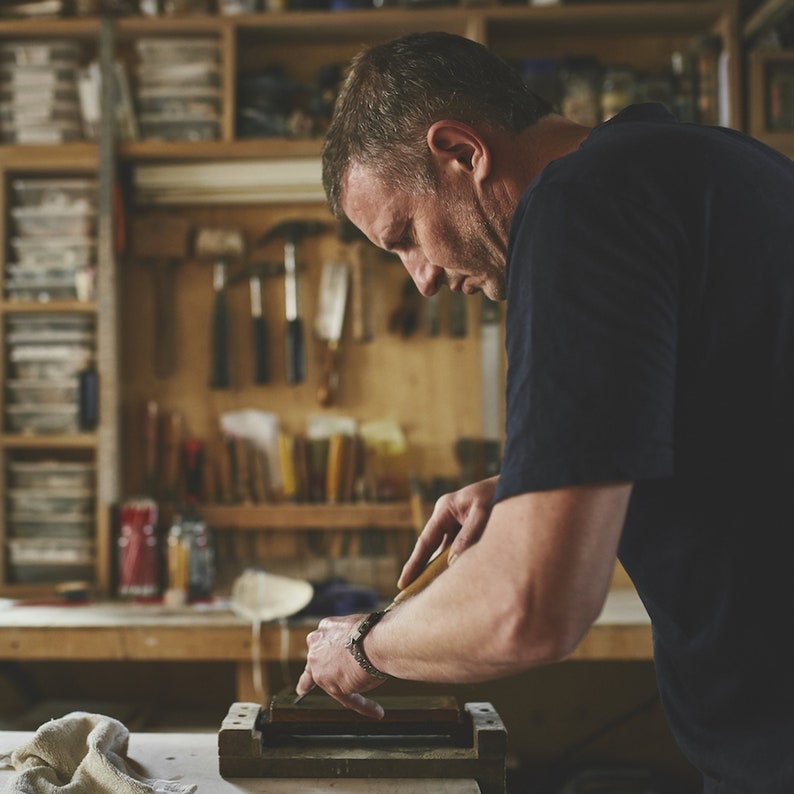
(494, 103), (794, 791)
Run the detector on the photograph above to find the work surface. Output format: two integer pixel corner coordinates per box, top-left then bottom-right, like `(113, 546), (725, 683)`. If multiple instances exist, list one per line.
(0, 589), (651, 700)
(0, 730), (482, 793)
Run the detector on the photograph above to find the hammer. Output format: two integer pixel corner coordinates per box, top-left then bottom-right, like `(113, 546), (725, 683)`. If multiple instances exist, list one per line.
(194, 227), (247, 390)
(257, 220), (325, 385)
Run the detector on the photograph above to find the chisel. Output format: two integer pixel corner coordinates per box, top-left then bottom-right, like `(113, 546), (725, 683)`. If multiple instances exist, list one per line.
(194, 227), (247, 391)
(295, 547), (451, 704)
(257, 220), (324, 386)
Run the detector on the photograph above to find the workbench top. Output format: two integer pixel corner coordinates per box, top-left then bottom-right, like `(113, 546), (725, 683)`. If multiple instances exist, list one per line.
(0, 587), (648, 629)
(0, 588), (652, 702)
(0, 730), (482, 793)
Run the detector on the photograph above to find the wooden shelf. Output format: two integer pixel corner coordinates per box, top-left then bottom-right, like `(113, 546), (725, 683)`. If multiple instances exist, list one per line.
(118, 137), (322, 161)
(110, 4), (734, 37)
(0, 0), (742, 598)
(747, 49), (794, 159)
(743, 0), (794, 40)
(0, 433), (98, 449)
(0, 18), (98, 36)
(0, 143), (97, 170)
(200, 501), (417, 531)
(0, 301), (97, 315)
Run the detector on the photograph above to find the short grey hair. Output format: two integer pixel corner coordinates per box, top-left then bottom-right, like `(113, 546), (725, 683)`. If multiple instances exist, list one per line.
(322, 31), (553, 217)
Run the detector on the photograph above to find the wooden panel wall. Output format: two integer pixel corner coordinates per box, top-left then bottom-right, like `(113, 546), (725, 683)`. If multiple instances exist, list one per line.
(119, 201), (495, 502)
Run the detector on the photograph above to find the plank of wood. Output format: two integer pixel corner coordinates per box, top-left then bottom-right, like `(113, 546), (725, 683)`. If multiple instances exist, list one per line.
(0, 730), (481, 793)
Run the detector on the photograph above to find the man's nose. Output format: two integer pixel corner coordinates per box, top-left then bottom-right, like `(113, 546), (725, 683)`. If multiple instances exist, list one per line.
(404, 255), (442, 297)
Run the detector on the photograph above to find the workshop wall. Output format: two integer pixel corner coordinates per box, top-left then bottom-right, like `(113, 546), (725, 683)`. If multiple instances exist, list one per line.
(120, 202), (492, 500)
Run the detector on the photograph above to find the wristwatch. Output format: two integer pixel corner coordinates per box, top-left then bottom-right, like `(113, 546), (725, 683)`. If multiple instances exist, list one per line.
(345, 611), (389, 680)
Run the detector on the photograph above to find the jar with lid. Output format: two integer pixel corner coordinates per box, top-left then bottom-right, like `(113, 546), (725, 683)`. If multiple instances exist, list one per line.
(601, 66), (636, 122)
(519, 58), (562, 113)
(559, 59), (602, 127)
(185, 518), (215, 599)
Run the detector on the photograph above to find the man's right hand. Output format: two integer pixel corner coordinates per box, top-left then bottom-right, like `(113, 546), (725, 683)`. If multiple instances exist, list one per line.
(398, 475), (499, 588)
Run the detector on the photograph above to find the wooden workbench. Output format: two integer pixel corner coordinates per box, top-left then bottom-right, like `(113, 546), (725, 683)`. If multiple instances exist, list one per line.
(0, 588), (651, 702)
(0, 730), (482, 793)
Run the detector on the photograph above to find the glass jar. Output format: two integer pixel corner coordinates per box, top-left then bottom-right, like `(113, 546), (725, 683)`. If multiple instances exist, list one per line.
(559, 60), (601, 127)
(601, 66), (636, 122)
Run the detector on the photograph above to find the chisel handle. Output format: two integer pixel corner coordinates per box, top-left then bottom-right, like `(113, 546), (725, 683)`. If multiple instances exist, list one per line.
(389, 547), (451, 609)
(317, 341), (340, 407)
(285, 317), (305, 385)
(253, 315), (268, 385)
(210, 290), (231, 389)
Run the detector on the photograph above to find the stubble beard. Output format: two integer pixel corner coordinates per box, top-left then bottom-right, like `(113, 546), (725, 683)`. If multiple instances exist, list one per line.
(444, 183), (510, 301)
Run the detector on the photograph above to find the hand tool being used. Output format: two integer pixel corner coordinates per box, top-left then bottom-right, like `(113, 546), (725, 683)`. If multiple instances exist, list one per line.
(294, 546), (451, 704)
(314, 259), (350, 407)
(194, 227), (247, 390)
(130, 214), (191, 379)
(257, 219), (325, 385)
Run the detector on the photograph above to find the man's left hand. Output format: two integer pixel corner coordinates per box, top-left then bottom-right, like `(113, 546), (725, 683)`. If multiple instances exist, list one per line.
(297, 614), (387, 719)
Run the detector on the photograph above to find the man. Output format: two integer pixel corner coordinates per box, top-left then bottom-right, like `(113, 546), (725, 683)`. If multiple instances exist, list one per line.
(296, 31), (794, 792)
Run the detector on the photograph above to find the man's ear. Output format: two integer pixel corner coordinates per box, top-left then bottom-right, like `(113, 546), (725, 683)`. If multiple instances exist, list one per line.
(427, 120), (491, 182)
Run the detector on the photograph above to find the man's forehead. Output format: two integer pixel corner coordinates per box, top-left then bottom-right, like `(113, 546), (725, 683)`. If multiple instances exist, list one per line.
(343, 161), (384, 200)
(342, 164), (407, 234)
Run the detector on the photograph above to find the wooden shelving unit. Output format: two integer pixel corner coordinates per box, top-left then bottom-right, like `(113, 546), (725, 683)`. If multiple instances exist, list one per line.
(0, 2), (743, 597)
(743, 0), (794, 160)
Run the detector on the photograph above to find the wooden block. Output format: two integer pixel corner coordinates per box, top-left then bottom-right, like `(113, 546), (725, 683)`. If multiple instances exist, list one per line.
(218, 699), (507, 792)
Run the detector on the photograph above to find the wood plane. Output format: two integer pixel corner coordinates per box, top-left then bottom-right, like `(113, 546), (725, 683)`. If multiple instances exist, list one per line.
(218, 694), (507, 793)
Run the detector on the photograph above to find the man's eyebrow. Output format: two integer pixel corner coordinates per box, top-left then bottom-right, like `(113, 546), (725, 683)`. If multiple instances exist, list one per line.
(382, 221), (411, 251)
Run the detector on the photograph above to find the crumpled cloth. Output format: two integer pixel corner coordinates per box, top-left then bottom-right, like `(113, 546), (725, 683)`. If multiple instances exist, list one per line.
(0, 712), (196, 794)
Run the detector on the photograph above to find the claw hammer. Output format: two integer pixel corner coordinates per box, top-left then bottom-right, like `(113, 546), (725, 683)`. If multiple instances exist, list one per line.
(257, 220), (325, 385)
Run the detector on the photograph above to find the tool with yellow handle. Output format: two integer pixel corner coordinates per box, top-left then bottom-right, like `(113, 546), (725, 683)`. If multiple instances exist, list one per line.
(388, 546), (451, 608)
(295, 547), (451, 704)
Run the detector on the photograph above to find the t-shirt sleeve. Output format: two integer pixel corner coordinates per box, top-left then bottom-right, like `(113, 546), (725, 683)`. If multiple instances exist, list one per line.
(495, 181), (681, 502)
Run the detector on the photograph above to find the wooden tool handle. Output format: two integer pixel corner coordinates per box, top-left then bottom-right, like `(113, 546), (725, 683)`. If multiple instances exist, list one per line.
(293, 545), (452, 704)
(253, 315), (268, 385)
(161, 410), (184, 502)
(389, 547), (451, 609)
(210, 289), (231, 390)
(285, 317), (305, 385)
(143, 400), (159, 494)
(317, 341), (340, 407)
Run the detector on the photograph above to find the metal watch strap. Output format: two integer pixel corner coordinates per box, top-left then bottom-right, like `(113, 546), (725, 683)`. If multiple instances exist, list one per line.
(345, 610), (389, 681)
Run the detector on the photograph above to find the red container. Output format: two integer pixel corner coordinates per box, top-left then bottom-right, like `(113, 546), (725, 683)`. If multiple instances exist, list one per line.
(118, 498), (159, 597)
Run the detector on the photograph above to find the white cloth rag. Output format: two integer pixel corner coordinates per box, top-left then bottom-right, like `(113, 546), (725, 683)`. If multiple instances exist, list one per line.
(0, 712), (196, 794)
